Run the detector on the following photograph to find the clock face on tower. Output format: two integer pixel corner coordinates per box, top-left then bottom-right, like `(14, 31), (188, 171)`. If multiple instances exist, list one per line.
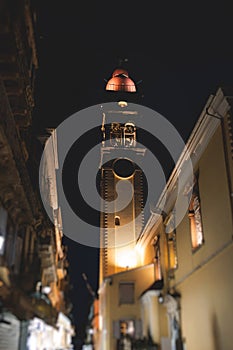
(113, 158), (135, 178)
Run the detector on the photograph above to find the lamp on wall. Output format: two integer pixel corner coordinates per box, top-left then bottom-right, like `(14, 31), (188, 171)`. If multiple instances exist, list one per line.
(158, 293), (164, 304)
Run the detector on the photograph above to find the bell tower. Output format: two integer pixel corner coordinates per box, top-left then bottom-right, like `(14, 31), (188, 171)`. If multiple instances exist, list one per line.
(99, 65), (146, 284)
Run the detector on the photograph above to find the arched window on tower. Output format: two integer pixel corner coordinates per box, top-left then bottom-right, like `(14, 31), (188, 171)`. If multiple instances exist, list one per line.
(123, 122), (136, 147)
(115, 216), (121, 226)
(110, 123), (122, 147)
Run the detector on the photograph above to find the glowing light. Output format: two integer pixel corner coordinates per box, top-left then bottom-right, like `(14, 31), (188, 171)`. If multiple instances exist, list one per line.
(135, 244), (144, 264)
(42, 286), (51, 294)
(0, 236), (5, 252)
(118, 101), (128, 107)
(116, 249), (137, 269)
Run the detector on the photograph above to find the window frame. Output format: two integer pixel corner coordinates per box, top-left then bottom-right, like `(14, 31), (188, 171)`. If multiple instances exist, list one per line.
(188, 172), (204, 253)
(118, 281), (135, 305)
(153, 235), (162, 281)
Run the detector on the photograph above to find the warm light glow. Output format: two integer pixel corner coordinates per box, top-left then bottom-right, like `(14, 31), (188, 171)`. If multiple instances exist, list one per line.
(135, 243), (144, 265)
(118, 101), (128, 107)
(187, 176), (204, 251)
(99, 315), (103, 331)
(116, 249), (137, 269)
(154, 259), (162, 281)
(0, 236), (5, 252)
(189, 194), (204, 250)
(168, 239), (177, 269)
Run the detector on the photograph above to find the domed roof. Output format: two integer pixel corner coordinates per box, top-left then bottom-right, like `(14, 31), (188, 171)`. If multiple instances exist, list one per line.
(105, 67), (136, 92)
(112, 68), (129, 78)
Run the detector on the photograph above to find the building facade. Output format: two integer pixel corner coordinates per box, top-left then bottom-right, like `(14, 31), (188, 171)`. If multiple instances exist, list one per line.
(137, 87), (233, 350)
(0, 1), (74, 349)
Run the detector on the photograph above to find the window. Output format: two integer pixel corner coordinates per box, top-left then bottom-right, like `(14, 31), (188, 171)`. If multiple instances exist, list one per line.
(167, 233), (178, 269)
(115, 216), (121, 226)
(113, 319), (140, 340)
(165, 213), (178, 275)
(188, 173), (204, 251)
(110, 122), (122, 147)
(153, 235), (162, 281)
(123, 122), (136, 147)
(119, 282), (135, 305)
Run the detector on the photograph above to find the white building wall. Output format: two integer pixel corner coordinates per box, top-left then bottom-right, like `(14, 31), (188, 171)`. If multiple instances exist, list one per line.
(0, 312), (20, 350)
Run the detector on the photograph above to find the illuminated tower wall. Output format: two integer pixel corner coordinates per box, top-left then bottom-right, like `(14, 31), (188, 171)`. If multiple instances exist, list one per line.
(98, 69), (146, 284)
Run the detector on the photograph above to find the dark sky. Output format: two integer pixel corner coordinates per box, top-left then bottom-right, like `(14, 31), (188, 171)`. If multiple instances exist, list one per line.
(32, 1), (233, 348)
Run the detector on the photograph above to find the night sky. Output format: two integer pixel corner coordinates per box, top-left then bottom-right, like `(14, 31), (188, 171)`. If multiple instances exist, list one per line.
(32, 1), (233, 348)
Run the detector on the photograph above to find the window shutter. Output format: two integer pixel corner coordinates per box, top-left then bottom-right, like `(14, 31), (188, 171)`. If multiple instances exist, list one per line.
(135, 319), (142, 339)
(119, 282), (135, 304)
(113, 320), (120, 339)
